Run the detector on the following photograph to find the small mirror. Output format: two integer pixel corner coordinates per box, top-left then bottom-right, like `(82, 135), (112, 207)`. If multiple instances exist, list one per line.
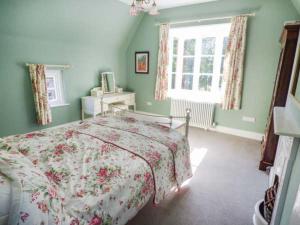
(101, 72), (115, 93)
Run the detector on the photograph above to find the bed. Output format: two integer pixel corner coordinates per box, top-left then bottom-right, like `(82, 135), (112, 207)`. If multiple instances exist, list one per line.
(0, 114), (192, 225)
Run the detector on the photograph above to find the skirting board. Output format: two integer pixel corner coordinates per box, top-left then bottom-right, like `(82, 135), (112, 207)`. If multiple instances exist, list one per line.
(135, 111), (263, 141)
(209, 126), (264, 141)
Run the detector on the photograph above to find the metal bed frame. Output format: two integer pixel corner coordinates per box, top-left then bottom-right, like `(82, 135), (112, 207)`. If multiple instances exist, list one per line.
(100, 97), (191, 137)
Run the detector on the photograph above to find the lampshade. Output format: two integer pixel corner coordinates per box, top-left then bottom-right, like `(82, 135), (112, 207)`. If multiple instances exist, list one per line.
(130, 0), (159, 16)
(149, 2), (159, 15)
(130, 3), (138, 16)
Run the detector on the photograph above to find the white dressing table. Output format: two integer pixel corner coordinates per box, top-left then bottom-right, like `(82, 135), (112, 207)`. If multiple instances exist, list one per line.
(81, 92), (135, 120)
(101, 92), (136, 110)
(81, 72), (136, 119)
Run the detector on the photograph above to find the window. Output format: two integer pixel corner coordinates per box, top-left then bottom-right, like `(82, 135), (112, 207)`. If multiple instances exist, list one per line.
(168, 23), (230, 103)
(45, 68), (67, 107)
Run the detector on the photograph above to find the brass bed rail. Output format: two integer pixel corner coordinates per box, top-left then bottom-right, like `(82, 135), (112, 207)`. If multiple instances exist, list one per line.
(102, 103), (191, 138)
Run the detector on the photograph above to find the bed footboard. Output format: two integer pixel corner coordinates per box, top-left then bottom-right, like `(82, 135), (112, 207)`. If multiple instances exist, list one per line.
(105, 105), (191, 138)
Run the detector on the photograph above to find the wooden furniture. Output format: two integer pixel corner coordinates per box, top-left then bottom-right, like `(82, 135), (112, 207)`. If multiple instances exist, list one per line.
(260, 23), (300, 171)
(81, 92), (136, 120)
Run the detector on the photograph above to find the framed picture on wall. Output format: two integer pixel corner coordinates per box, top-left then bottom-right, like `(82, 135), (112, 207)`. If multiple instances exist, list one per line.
(135, 51), (149, 74)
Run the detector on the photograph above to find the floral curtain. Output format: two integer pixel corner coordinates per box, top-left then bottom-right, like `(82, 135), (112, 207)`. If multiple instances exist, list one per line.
(155, 23), (170, 101)
(28, 64), (52, 125)
(222, 16), (248, 110)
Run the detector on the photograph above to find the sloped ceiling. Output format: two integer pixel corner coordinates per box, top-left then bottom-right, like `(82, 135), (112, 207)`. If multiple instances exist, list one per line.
(291, 0), (300, 14)
(0, 0), (138, 47)
(118, 0), (219, 9)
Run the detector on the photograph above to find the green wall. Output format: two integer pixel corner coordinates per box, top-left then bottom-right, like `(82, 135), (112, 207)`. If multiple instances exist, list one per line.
(280, 143), (300, 225)
(126, 0), (299, 133)
(292, 0), (300, 13)
(0, 0), (141, 137)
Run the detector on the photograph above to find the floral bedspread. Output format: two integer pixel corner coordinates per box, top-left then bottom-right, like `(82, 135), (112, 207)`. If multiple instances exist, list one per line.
(0, 115), (192, 225)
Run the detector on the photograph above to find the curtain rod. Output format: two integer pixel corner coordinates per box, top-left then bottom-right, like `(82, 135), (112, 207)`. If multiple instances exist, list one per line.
(25, 63), (71, 69)
(155, 12), (255, 26)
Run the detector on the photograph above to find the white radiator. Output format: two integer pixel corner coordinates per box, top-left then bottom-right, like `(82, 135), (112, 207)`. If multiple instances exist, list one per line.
(170, 99), (215, 129)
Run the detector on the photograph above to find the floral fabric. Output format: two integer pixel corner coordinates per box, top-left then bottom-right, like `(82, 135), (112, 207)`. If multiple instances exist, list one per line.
(222, 16), (248, 110)
(154, 24), (170, 101)
(28, 64), (52, 125)
(0, 115), (192, 225)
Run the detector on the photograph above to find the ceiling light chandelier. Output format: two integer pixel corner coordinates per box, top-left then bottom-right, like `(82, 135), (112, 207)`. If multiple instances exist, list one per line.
(130, 0), (159, 16)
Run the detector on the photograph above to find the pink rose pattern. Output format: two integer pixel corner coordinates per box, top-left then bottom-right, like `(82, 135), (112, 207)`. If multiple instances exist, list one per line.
(20, 212), (29, 222)
(89, 215), (102, 225)
(93, 116), (192, 185)
(0, 115), (192, 225)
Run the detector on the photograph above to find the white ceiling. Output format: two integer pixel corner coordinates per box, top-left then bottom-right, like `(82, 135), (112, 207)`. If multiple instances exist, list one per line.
(118, 0), (219, 9)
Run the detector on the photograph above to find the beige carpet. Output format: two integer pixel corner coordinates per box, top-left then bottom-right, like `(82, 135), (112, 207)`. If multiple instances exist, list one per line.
(126, 128), (268, 225)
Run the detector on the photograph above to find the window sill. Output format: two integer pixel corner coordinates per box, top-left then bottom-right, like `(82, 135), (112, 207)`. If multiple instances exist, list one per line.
(50, 103), (70, 108)
(168, 94), (222, 104)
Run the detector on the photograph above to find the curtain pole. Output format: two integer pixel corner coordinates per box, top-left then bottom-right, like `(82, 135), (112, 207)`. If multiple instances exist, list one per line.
(25, 63), (71, 69)
(154, 12), (255, 26)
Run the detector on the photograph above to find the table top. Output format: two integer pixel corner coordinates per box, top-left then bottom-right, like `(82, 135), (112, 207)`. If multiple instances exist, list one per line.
(82, 92), (135, 99)
(102, 92), (135, 98)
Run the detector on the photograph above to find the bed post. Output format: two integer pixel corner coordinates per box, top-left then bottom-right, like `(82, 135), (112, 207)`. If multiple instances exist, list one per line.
(185, 108), (191, 138)
(101, 96), (104, 116)
(169, 116), (173, 128)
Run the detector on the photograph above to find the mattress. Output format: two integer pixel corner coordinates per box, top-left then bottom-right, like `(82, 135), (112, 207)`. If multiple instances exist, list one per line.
(0, 115), (192, 225)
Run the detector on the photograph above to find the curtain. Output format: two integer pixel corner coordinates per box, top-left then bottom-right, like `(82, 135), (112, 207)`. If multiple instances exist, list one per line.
(28, 64), (52, 125)
(155, 23), (170, 101)
(222, 16), (248, 110)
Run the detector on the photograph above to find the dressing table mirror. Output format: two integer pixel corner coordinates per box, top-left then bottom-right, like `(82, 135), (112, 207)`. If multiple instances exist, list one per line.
(101, 72), (115, 93)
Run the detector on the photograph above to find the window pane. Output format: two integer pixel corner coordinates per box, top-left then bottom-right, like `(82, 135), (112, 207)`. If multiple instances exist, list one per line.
(172, 56), (177, 72)
(184, 39), (196, 55)
(219, 76), (223, 89)
(182, 75), (193, 90)
(222, 37), (229, 55)
(183, 57), (195, 73)
(48, 89), (57, 101)
(173, 38), (179, 55)
(200, 57), (214, 73)
(46, 77), (55, 89)
(199, 75), (212, 91)
(202, 37), (216, 55)
(171, 73), (176, 89)
(220, 56), (225, 74)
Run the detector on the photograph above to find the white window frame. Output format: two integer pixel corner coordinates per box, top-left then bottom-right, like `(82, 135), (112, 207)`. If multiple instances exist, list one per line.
(45, 68), (68, 108)
(168, 23), (231, 103)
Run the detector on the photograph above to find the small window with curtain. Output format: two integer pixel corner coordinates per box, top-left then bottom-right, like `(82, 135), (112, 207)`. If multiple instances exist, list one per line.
(168, 23), (230, 103)
(45, 68), (68, 107)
